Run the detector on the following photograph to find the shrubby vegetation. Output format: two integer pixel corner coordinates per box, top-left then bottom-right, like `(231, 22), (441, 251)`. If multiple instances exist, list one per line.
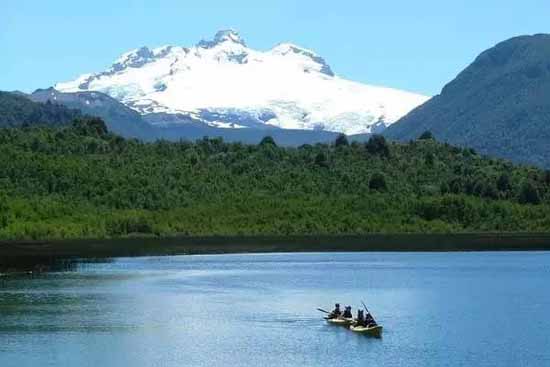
(1, 119), (550, 240)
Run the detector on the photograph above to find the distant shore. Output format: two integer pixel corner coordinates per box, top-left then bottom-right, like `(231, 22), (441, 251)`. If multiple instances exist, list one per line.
(2, 233), (550, 259)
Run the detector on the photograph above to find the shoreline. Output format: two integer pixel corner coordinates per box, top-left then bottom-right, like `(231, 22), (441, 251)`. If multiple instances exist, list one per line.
(2, 233), (550, 259)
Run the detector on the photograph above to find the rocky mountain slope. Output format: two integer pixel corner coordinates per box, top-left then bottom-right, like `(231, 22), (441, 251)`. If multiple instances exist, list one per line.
(0, 91), (81, 127)
(29, 88), (156, 140)
(385, 34), (550, 168)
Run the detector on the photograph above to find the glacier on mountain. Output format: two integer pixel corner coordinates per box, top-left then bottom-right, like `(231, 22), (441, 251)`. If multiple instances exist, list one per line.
(56, 30), (429, 135)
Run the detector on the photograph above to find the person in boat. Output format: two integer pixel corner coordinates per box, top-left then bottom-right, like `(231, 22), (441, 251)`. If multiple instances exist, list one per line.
(365, 311), (377, 327)
(342, 306), (353, 319)
(329, 303), (342, 319)
(355, 309), (366, 327)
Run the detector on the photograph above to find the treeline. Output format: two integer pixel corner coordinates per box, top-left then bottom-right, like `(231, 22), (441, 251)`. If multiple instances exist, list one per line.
(0, 118), (549, 240)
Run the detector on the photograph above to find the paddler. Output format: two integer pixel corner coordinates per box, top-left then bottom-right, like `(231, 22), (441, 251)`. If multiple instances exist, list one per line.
(365, 311), (377, 327)
(355, 309), (366, 326)
(329, 303), (342, 319)
(342, 306), (353, 319)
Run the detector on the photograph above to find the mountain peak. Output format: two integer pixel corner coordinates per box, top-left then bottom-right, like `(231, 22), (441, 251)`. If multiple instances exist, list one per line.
(197, 29), (246, 49)
(271, 43), (335, 77)
(112, 46), (155, 71)
(271, 43), (316, 57)
(55, 30), (428, 135)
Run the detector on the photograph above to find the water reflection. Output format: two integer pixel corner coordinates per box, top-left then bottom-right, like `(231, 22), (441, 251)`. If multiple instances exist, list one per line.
(0, 257), (126, 338)
(0, 257), (112, 275)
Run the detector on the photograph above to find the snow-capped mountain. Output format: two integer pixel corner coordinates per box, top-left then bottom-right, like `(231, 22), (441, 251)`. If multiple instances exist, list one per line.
(56, 30), (429, 135)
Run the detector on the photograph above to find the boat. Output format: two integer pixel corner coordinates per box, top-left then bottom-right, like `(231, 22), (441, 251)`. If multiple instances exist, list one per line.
(319, 304), (381, 333)
(324, 316), (354, 326)
(349, 324), (383, 338)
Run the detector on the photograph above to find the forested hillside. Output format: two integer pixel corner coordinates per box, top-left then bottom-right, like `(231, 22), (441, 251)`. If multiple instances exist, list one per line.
(1, 119), (549, 240)
(29, 88), (157, 140)
(0, 91), (82, 127)
(385, 34), (550, 168)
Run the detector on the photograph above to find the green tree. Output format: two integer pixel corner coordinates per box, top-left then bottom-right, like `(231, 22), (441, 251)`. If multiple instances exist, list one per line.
(365, 135), (390, 157)
(259, 136), (277, 147)
(519, 181), (541, 205)
(369, 172), (387, 191)
(483, 183), (499, 199)
(418, 131), (435, 140)
(425, 152), (435, 167)
(0, 191), (8, 228)
(314, 151), (329, 168)
(497, 173), (512, 192)
(73, 117), (108, 137)
(334, 134), (349, 148)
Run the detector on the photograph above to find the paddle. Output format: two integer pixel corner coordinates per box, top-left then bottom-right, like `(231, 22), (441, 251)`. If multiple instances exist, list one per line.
(317, 308), (330, 314)
(362, 300), (378, 325)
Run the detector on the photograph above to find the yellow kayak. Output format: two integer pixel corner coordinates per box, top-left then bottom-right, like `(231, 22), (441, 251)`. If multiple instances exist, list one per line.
(349, 324), (383, 338)
(324, 317), (354, 326)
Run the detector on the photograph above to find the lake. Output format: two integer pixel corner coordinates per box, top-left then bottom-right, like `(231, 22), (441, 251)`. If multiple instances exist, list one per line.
(1, 252), (549, 367)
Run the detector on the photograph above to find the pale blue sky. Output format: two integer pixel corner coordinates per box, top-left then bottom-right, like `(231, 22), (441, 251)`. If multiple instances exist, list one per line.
(2, 0), (549, 95)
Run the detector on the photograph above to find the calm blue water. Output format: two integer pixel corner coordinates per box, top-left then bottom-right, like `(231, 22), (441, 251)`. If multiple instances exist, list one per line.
(1, 252), (549, 367)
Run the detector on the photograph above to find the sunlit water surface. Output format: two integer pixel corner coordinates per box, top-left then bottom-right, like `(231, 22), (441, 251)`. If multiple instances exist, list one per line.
(1, 252), (550, 367)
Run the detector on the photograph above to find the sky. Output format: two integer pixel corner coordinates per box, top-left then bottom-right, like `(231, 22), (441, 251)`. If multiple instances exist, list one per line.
(2, 0), (549, 96)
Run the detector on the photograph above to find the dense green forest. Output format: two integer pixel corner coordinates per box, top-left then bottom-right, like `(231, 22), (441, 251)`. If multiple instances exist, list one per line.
(0, 118), (549, 240)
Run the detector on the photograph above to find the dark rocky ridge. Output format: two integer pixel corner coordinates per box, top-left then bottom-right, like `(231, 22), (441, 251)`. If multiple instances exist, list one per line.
(30, 88), (157, 140)
(0, 91), (82, 127)
(384, 34), (550, 168)
(1, 89), (344, 146)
